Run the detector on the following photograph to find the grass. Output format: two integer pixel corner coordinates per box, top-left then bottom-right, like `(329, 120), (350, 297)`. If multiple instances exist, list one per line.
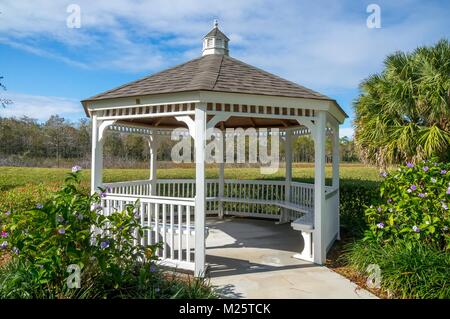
(0, 163), (381, 192)
(343, 240), (450, 299)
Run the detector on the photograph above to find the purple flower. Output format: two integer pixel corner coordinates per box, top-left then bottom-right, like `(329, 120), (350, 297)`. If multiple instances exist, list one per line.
(100, 240), (110, 249)
(376, 222), (385, 229)
(93, 204), (102, 211)
(380, 171), (388, 178)
(36, 203), (43, 209)
(12, 247), (19, 255)
(387, 198), (393, 203)
(1, 231), (8, 238)
(418, 193), (425, 198)
(446, 187), (450, 195)
(377, 207), (382, 212)
(71, 165), (82, 173)
(406, 162), (414, 168)
(150, 264), (157, 273)
(412, 225), (421, 233)
(431, 178), (437, 183)
(410, 185), (417, 191)
(442, 203), (448, 210)
(100, 192), (107, 198)
(423, 166), (429, 172)
(57, 228), (65, 235)
(4, 211), (10, 216)
(0, 241), (7, 249)
(441, 170), (447, 175)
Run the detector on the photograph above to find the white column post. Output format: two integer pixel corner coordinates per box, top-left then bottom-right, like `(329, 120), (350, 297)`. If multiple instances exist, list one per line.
(285, 129), (293, 199)
(280, 129), (292, 223)
(194, 103), (207, 277)
(90, 113), (103, 195)
(313, 111), (326, 264)
(218, 130), (225, 218)
(149, 133), (158, 196)
(332, 124), (340, 240)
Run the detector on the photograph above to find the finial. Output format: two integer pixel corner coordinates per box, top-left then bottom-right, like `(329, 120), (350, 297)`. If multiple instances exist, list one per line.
(214, 19), (218, 28)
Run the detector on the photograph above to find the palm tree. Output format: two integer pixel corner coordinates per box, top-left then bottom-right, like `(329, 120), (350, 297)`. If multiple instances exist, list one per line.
(354, 39), (450, 167)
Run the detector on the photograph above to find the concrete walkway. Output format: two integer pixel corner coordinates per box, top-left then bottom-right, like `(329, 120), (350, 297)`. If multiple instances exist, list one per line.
(206, 217), (377, 299)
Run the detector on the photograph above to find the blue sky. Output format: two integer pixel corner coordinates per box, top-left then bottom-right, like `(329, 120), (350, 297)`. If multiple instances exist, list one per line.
(1, 0), (449, 138)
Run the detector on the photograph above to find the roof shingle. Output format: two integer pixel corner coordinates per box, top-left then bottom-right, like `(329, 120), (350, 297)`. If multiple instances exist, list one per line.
(82, 54), (333, 103)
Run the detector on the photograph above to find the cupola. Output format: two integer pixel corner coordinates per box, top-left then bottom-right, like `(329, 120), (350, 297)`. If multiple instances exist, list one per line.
(202, 19), (229, 56)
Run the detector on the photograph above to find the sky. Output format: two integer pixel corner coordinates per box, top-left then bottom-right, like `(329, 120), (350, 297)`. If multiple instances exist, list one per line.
(1, 0), (449, 138)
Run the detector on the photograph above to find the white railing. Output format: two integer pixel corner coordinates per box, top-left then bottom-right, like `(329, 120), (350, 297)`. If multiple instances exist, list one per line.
(104, 180), (152, 196)
(100, 194), (196, 271)
(104, 179), (319, 220)
(290, 181), (314, 210)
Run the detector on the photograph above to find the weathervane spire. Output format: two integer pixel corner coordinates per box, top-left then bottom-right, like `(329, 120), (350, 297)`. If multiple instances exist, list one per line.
(214, 19), (218, 28)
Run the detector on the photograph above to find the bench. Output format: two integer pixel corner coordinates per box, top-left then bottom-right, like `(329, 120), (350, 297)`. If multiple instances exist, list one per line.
(208, 196), (315, 262)
(291, 214), (314, 262)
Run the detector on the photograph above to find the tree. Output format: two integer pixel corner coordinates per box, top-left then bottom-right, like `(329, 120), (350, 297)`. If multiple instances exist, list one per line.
(340, 137), (359, 162)
(0, 76), (13, 107)
(354, 39), (450, 167)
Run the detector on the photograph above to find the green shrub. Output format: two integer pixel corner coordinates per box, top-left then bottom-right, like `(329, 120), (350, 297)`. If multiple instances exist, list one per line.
(339, 180), (380, 236)
(364, 160), (450, 249)
(0, 169), (215, 299)
(344, 239), (450, 298)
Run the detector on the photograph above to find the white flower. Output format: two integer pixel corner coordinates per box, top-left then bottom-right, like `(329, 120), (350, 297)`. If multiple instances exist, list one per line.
(431, 178), (437, 183)
(407, 189), (412, 193)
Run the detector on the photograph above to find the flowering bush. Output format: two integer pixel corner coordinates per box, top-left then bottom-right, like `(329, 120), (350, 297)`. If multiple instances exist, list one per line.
(365, 160), (450, 249)
(0, 169), (160, 297)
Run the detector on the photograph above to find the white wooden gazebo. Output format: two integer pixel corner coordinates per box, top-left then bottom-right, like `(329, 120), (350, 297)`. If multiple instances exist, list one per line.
(82, 22), (347, 277)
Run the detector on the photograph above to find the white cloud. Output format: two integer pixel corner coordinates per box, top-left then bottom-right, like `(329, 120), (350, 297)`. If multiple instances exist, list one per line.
(0, 0), (449, 89)
(0, 92), (84, 122)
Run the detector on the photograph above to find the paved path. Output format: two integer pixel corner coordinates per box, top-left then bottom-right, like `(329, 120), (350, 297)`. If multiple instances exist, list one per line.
(206, 217), (377, 299)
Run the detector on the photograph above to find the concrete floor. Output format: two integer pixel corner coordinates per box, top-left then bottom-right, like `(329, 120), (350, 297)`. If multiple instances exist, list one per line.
(205, 217), (377, 299)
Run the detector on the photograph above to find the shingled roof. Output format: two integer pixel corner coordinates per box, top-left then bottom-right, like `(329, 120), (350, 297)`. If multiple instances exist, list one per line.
(82, 54), (335, 105)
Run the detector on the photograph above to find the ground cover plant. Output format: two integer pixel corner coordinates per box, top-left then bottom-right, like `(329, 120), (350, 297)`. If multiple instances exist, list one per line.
(0, 168), (215, 299)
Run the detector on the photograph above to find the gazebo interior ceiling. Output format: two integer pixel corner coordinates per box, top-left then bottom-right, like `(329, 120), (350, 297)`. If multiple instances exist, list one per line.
(117, 115), (305, 130)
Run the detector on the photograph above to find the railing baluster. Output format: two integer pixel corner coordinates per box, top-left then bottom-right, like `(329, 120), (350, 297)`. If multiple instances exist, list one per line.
(170, 204), (175, 260)
(186, 205), (191, 263)
(178, 204), (182, 261)
(155, 203), (159, 256)
(148, 203), (153, 245)
(162, 204), (167, 259)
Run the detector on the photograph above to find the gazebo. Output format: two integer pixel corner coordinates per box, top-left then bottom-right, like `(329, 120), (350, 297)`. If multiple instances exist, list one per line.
(81, 21), (347, 277)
